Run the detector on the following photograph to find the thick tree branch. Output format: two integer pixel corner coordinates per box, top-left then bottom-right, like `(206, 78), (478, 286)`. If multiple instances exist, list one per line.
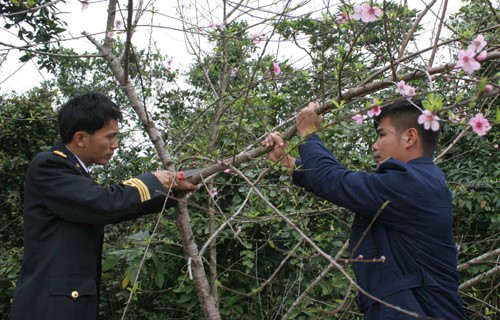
(177, 199), (221, 319)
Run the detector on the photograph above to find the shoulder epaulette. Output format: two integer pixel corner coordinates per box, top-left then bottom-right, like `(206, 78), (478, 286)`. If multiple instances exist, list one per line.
(53, 150), (68, 159)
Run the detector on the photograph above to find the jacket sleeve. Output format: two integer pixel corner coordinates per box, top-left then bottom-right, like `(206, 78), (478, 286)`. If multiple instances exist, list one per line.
(291, 134), (412, 225)
(29, 153), (176, 225)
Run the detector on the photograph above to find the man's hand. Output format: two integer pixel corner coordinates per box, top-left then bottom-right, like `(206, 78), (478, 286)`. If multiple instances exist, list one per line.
(262, 131), (286, 163)
(174, 178), (198, 191)
(262, 131), (295, 172)
(153, 170), (198, 191)
(296, 101), (323, 138)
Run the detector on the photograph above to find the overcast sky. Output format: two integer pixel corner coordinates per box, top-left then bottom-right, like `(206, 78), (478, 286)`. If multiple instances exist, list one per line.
(0, 0), (464, 93)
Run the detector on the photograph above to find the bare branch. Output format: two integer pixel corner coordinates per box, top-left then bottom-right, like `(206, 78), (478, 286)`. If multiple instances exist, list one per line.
(458, 248), (500, 272)
(397, 0), (437, 60)
(428, 0), (448, 67)
(123, 0), (134, 80)
(459, 265), (500, 292)
(104, 0), (119, 49)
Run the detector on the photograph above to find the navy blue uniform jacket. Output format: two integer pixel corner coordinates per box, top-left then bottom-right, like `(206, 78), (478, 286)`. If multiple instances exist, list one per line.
(10, 142), (175, 320)
(292, 135), (464, 319)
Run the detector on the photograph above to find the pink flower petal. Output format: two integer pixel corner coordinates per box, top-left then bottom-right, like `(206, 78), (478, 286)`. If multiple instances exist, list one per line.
(469, 113), (492, 136)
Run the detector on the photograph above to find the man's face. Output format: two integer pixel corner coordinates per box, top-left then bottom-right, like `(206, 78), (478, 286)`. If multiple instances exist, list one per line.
(79, 119), (120, 166)
(373, 116), (407, 164)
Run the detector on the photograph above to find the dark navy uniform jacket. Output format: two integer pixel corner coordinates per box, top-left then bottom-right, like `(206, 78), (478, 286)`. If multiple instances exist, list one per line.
(10, 142), (175, 320)
(292, 135), (464, 319)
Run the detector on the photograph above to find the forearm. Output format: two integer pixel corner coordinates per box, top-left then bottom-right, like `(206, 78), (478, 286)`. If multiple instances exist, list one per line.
(280, 154), (296, 174)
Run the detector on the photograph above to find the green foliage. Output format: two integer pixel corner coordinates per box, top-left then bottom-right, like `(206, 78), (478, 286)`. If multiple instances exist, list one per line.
(0, 0), (67, 70)
(0, 86), (59, 316)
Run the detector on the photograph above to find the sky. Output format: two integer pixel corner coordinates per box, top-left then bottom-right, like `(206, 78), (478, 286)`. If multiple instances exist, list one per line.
(0, 0), (465, 93)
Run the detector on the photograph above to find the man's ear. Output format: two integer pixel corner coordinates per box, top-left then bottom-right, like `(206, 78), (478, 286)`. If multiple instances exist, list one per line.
(404, 128), (418, 148)
(73, 131), (87, 148)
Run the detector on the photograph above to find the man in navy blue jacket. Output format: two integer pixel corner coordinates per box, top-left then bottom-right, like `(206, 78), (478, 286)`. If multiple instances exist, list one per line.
(263, 100), (464, 319)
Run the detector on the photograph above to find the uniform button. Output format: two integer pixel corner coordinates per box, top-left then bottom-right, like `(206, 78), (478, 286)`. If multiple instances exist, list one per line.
(71, 291), (79, 299)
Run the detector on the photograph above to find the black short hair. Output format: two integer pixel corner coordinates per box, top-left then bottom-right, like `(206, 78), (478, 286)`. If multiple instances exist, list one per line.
(58, 92), (123, 144)
(373, 100), (440, 157)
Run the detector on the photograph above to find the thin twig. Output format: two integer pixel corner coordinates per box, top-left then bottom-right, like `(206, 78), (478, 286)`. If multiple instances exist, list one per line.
(428, 0), (448, 67)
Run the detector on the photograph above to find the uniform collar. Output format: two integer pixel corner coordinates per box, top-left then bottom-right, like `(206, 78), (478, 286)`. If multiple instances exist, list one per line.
(52, 141), (90, 176)
(407, 157), (435, 165)
(64, 145), (89, 173)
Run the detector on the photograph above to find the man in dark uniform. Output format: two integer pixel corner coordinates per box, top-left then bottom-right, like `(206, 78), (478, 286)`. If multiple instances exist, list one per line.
(263, 100), (465, 319)
(9, 92), (197, 320)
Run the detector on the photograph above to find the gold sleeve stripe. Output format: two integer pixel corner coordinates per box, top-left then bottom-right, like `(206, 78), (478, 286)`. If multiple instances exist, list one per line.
(123, 178), (151, 202)
(133, 178), (151, 202)
(123, 178), (149, 202)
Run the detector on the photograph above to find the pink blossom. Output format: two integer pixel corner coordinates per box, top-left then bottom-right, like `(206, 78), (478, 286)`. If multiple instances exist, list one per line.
(468, 113), (492, 136)
(252, 34), (267, 45)
(252, 34), (261, 44)
(483, 84), (494, 94)
(468, 35), (487, 52)
(344, 43), (351, 52)
(209, 21), (216, 29)
(395, 80), (416, 96)
(106, 31), (114, 39)
(396, 80), (407, 94)
(273, 62), (281, 75)
(456, 49), (481, 74)
(209, 188), (218, 197)
(404, 85), (416, 96)
(367, 100), (381, 117)
(352, 5), (364, 21)
(418, 110), (440, 131)
(337, 11), (349, 24)
(348, 29), (354, 35)
(353, 3), (383, 23)
(82, 1), (89, 11)
(231, 67), (238, 77)
(351, 114), (364, 125)
(167, 57), (173, 69)
(362, 3), (383, 22)
(115, 20), (123, 29)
